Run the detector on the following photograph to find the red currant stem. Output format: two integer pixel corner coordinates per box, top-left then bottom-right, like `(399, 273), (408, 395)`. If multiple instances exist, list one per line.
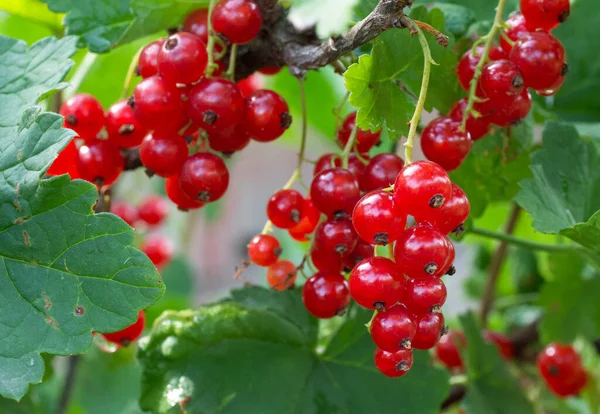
(225, 44), (238, 80)
(469, 227), (584, 253)
(330, 59), (347, 76)
(64, 52), (98, 100)
(205, 0), (219, 77)
(386, 243), (394, 260)
(94, 186), (112, 213)
(333, 90), (350, 134)
(121, 47), (143, 100)
(55, 355), (81, 414)
(449, 374), (468, 386)
(413, 20), (449, 46)
(499, 30), (515, 47)
(340, 122), (358, 169)
(460, 0), (508, 131)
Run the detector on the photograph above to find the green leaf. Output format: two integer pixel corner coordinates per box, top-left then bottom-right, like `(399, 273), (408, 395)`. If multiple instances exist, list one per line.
(139, 287), (450, 414)
(459, 312), (535, 414)
(0, 0), (63, 33)
(0, 36), (164, 400)
(426, 3), (476, 39)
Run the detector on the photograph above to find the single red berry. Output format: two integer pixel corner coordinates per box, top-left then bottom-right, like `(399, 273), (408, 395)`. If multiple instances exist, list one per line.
(489, 45), (508, 60)
(449, 98), (490, 141)
(259, 66), (282, 75)
(211, 0), (262, 44)
(103, 310), (145, 346)
(141, 235), (174, 268)
(435, 330), (466, 369)
(47, 140), (80, 178)
(187, 77), (245, 131)
(310, 168), (361, 219)
(349, 257), (403, 310)
(403, 277), (447, 315)
(248, 234), (281, 266)
(500, 13), (531, 54)
(546, 370), (588, 398)
(374, 348), (413, 378)
(266, 260), (297, 290)
(537, 343), (588, 397)
(314, 218), (358, 257)
(237, 73), (264, 98)
(179, 153), (230, 202)
(337, 112), (381, 154)
(352, 191), (406, 245)
(394, 224), (455, 279)
(456, 47), (489, 92)
(342, 239), (375, 271)
(139, 132), (189, 178)
(244, 89), (292, 142)
(313, 153), (367, 179)
(60, 94), (105, 140)
(267, 189), (305, 229)
(480, 59), (525, 104)
(412, 312), (445, 350)
(417, 183), (470, 235)
(288, 197), (321, 241)
(207, 124), (251, 154)
(487, 89), (533, 127)
(158, 32), (208, 85)
(183, 9), (209, 43)
(111, 201), (138, 227)
(302, 270), (350, 319)
(310, 246), (343, 273)
(370, 305), (416, 352)
(76, 140), (124, 186)
(421, 117), (473, 172)
(360, 153), (404, 192)
(138, 40), (165, 79)
(132, 76), (187, 132)
(138, 196), (169, 227)
(106, 100), (148, 149)
(520, 0), (570, 31)
(484, 331), (515, 360)
(165, 173), (205, 210)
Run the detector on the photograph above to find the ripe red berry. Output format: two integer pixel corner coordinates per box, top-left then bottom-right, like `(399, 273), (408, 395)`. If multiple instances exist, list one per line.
(314, 218), (358, 257)
(412, 312), (445, 350)
(106, 100), (148, 149)
(484, 331), (515, 360)
(165, 173), (205, 210)
(138, 40), (165, 79)
(187, 78), (245, 131)
(302, 270), (350, 318)
(103, 310), (145, 346)
(456, 47), (493, 92)
(132, 76), (187, 132)
(394, 225), (455, 279)
(76, 140), (124, 186)
(310, 246), (343, 273)
(313, 153), (367, 179)
(244, 90), (292, 142)
(266, 260), (297, 290)
(47, 140), (80, 178)
(421, 117), (473, 172)
(342, 239), (375, 271)
(158, 32), (208, 85)
(449, 98), (490, 141)
(349, 257), (403, 310)
(360, 153), (404, 192)
(352, 191), (406, 245)
(267, 189), (304, 229)
(259, 66), (282, 75)
(520, 0), (570, 31)
(310, 168), (361, 219)
(510, 32), (567, 91)
(403, 277), (447, 315)
(183, 9), (209, 43)
(237, 73), (264, 98)
(139, 132), (189, 178)
(138, 196), (169, 226)
(537, 343), (588, 397)
(435, 330), (466, 369)
(211, 0), (263, 44)
(500, 13), (531, 54)
(417, 183), (470, 235)
(248, 234), (281, 266)
(480, 59), (525, 103)
(337, 112), (381, 154)
(371, 305), (416, 352)
(179, 153), (230, 202)
(60, 94), (105, 140)
(374, 348), (413, 377)
(111, 201), (138, 227)
(142, 235), (174, 268)
(487, 89), (533, 127)
(207, 124), (251, 154)
(288, 197), (321, 241)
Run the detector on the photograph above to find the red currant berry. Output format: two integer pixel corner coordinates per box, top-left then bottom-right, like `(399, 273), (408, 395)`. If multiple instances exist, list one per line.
(208, 124), (251, 154)
(488, 89), (532, 127)
(421, 117), (473, 172)
(183, 9), (209, 43)
(288, 197), (321, 240)
(314, 218), (358, 257)
(480, 59), (525, 103)
(211, 0), (262, 44)
(435, 330), (466, 369)
(449, 98), (490, 141)
(132, 76), (186, 132)
(484, 331), (515, 360)
(360, 153), (404, 192)
(456, 47), (488, 92)
(60, 94), (105, 140)
(165, 173), (205, 210)
(158, 32), (208, 85)
(349, 257), (403, 310)
(179, 153), (230, 202)
(138, 40), (165, 79)
(342, 239), (375, 271)
(404, 277), (447, 315)
(412, 312), (445, 350)
(310, 246), (343, 273)
(313, 153), (367, 179)
(267, 189), (304, 229)
(394, 224), (455, 278)
(237, 73), (264, 98)
(510, 32), (567, 91)
(266, 260), (297, 291)
(310, 168), (361, 219)
(374, 348), (413, 377)
(141, 235), (174, 268)
(47, 140), (80, 178)
(106, 100), (148, 149)
(302, 270), (350, 319)
(103, 310), (145, 346)
(248, 234), (281, 266)
(259, 66), (282, 75)
(244, 90), (292, 142)
(138, 196), (169, 227)
(500, 13), (531, 54)
(187, 78), (245, 131)
(352, 191), (406, 245)
(521, 0), (570, 31)
(417, 183), (470, 235)
(337, 112), (381, 154)
(76, 140), (124, 186)
(139, 132), (189, 178)
(546, 370), (588, 398)
(536, 75), (565, 96)
(537, 343), (588, 397)
(371, 305), (416, 351)
(111, 201), (138, 227)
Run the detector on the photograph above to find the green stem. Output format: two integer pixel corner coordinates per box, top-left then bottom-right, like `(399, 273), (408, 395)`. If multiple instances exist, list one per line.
(65, 52), (97, 100)
(205, 0), (219, 77)
(225, 44), (238, 80)
(469, 227), (581, 253)
(121, 47), (143, 100)
(341, 123), (358, 169)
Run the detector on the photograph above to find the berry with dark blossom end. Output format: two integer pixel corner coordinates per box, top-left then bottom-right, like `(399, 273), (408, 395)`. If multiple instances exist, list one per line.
(310, 246), (343, 273)
(520, 0), (570, 31)
(106, 100), (148, 149)
(480, 59), (525, 104)
(158, 32), (208, 85)
(248, 234), (281, 267)
(435, 330), (466, 369)
(165, 173), (205, 211)
(370, 305), (416, 352)
(267, 260), (297, 291)
(337, 112), (381, 154)
(244, 90), (292, 142)
(421, 117), (473, 172)
(288, 197), (321, 242)
(207, 124), (251, 154)
(537, 343), (588, 397)
(141, 235), (174, 268)
(403, 277), (447, 315)
(132, 76), (187, 132)
(360, 153), (404, 192)
(139, 132), (189, 178)
(342, 239), (375, 271)
(138, 40), (165, 78)
(211, 0), (263, 44)
(76, 140), (124, 186)
(500, 13), (531, 54)
(47, 140), (80, 179)
(412, 312), (445, 350)
(138, 196), (169, 227)
(102, 311), (145, 346)
(302, 270), (350, 319)
(111, 201), (138, 227)
(374, 348), (413, 377)
(416, 183), (470, 235)
(187, 77), (245, 131)
(179, 153), (230, 202)
(349, 257), (403, 310)
(310, 168), (361, 218)
(352, 190), (406, 245)
(60, 94), (105, 141)
(267, 189), (305, 229)
(449, 98), (490, 141)
(314, 218), (359, 258)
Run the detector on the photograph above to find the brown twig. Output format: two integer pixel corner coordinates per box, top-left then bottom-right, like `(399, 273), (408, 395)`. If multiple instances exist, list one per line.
(441, 385), (467, 409)
(54, 355), (81, 414)
(413, 20), (449, 46)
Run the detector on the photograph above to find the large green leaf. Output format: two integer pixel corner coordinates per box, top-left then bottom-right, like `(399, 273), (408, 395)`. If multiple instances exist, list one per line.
(139, 287), (450, 414)
(0, 36), (164, 400)
(0, 0), (63, 33)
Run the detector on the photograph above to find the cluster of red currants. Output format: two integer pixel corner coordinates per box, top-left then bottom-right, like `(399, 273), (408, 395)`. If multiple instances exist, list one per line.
(420, 0), (570, 172)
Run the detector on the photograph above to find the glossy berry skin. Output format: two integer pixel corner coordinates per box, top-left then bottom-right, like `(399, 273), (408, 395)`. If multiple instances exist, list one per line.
(179, 152), (230, 202)
(374, 348), (413, 378)
(371, 305), (416, 352)
(211, 0), (262, 44)
(421, 117), (473, 172)
(288, 198), (321, 242)
(132, 76), (186, 132)
(480, 60), (524, 104)
(267, 260), (297, 291)
(521, 0), (570, 31)
(237, 73), (264, 98)
(47, 140), (79, 178)
(310, 247), (343, 273)
(60, 94), (105, 140)
(141, 235), (174, 268)
(456, 46), (504, 92)
(244, 89), (291, 142)
(488, 89), (532, 127)
(248, 234), (281, 266)
(158, 32), (208, 85)
(537, 343), (588, 397)
(352, 191), (406, 245)
(394, 225), (455, 279)
(138, 40), (165, 78)
(349, 257), (403, 310)
(259, 66), (282, 75)
(76, 140), (124, 186)
(165, 173), (205, 210)
(103, 311), (145, 346)
(187, 78), (245, 131)
(106, 100), (148, 149)
(484, 331), (515, 360)
(449, 98), (490, 141)
(404, 278), (447, 315)
(138, 196), (169, 226)
(342, 239), (375, 271)
(111, 201), (138, 227)
(435, 330), (466, 369)
(208, 124), (251, 154)
(418, 183), (470, 235)
(310, 168), (361, 219)
(183, 9), (209, 42)
(267, 189), (304, 229)
(313, 153), (367, 179)
(139, 133), (189, 178)
(337, 112), (381, 154)
(360, 153), (404, 192)
(314, 218), (358, 257)
(500, 13), (530, 54)
(510, 32), (567, 91)
(393, 160), (452, 218)
(412, 312), (445, 350)
(302, 271), (350, 319)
